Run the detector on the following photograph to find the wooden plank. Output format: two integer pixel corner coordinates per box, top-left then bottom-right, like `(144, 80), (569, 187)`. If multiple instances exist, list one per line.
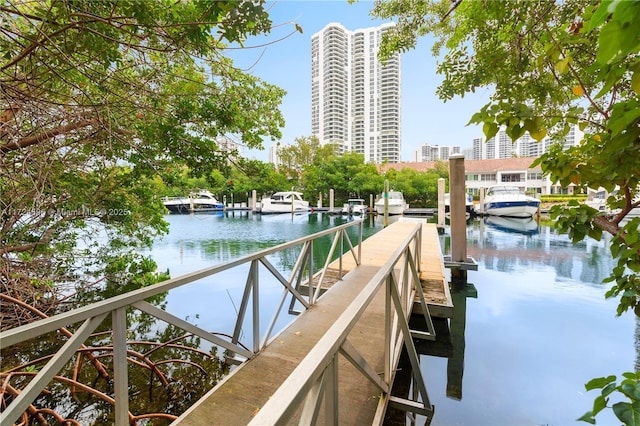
(304, 223), (452, 318)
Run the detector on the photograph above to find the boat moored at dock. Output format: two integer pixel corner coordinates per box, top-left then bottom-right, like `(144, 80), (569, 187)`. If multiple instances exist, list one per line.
(162, 190), (224, 214)
(342, 198), (368, 215)
(259, 191), (310, 214)
(444, 193), (476, 216)
(481, 185), (540, 218)
(374, 191), (408, 215)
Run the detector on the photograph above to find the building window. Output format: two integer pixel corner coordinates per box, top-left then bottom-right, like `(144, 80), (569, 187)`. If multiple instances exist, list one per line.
(500, 173), (525, 182)
(527, 172), (543, 180)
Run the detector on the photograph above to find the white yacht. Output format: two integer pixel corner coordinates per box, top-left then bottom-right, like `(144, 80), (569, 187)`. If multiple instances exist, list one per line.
(374, 191), (407, 215)
(259, 191), (310, 214)
(342, 199), (368, 216)
(162, 190), (224, 214)
(482, 186), (540, 218)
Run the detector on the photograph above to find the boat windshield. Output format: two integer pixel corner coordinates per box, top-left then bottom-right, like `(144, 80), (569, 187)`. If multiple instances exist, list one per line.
(488, 187), (522, 196)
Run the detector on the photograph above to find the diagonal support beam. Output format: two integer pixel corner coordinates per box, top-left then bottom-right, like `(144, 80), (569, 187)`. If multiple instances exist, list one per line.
(1, 313), (108, 425)
(339, 339), (389, 394)
(388, 276), (433, 414)
(133, 301), (253, 359)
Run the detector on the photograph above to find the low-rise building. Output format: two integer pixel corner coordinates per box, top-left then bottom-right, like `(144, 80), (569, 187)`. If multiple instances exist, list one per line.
(380, 158), (576, 195)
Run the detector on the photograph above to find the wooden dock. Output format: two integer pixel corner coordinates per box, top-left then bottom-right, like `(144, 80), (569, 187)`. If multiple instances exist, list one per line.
(174, 222), (448, 425)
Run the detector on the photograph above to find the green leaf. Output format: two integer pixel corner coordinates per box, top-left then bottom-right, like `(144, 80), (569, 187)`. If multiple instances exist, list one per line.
(529, 127), (547, 142)
(589, 0), (614, 31)
(613, 400), (640, 426)
(506, 123), (526, 141)
(632, 71), (640, 96)
(555, 56), (571, 74)
(620, 382), (640, 400)
(623, 372), (640, 380)
(597, 19), (624, 64)
(593, 394), (608, 416)
(577, 411), (596, 424)
(483, 121), (499, 140)
(586, 376), (617, 391)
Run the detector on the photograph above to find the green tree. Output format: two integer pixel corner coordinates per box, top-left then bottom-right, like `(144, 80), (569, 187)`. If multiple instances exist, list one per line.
(393, 166), (447, 208)
(1, 0), (285, 324)
(276, 135), (338, 182)
(371, 0), (639, 423)
(303, 151), (383, 206)
(227, 158), (290, 201)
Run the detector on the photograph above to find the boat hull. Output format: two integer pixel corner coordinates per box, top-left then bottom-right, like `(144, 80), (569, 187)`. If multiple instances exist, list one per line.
(164, 202), (225, 214)
(260, 204), (309, 214)
(483, 201), (540, 218)
(374, 203), (406, 215)
(259, 191), (310, 214)
(164, 202), (191, 214)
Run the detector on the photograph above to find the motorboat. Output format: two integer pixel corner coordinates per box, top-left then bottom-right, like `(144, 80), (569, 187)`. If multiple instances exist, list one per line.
(585, 189), (610, 213)
(444, 193), (475, 216)
(374, 191), (408, 215)
(162, 190), (224, 214)
(482, 186), (540, 218)
(342, 199), (368, 215)
(259, 191), (310, 214)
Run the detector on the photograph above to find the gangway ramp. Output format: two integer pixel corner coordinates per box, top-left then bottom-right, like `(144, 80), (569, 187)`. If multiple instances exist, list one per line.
(174, 222), (445, 425)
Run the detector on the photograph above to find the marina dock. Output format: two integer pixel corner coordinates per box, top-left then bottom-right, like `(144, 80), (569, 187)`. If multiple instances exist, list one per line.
(174, 222), (448, 424)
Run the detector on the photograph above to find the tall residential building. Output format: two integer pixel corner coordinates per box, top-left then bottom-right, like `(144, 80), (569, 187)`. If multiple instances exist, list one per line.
(311, 22), (401, 163)
(415, 143), (460, 161)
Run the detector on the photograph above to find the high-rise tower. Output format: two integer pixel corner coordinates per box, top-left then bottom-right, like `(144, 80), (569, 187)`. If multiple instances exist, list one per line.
(311, 22), (401, 163)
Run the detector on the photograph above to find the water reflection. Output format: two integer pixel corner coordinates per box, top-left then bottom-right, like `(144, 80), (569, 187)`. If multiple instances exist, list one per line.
(484, 216), (539, 235)
(412, 219), (634, 426)
(467, 220), (614, 285)
(145, 214), (632, 425)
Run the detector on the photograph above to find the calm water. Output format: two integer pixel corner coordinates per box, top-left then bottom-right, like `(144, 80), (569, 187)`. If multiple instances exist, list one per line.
(148, 212), (636, 425)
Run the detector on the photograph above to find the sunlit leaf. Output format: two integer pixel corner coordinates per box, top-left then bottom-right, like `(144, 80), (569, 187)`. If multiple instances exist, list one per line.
(482, 121), (499, 140)
(632, 71), (640, 95)
(555, 56), (571, 74)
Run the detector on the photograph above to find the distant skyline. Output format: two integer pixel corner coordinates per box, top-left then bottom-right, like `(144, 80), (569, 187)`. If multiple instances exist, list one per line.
(229, 0), (492, 162)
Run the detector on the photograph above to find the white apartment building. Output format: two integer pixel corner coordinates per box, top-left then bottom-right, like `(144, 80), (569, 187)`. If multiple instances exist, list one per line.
(311, 22), (401, 163)
(470, 126), (584, 160)
(415, 143), (460, 161)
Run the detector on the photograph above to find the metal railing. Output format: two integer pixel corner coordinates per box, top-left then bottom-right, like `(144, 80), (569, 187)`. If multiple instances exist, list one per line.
(0, 220), (363, 426)
(248, 222), (436, 425)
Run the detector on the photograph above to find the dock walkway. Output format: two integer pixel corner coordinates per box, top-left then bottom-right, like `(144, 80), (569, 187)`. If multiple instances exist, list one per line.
(174, 222), (446, 425)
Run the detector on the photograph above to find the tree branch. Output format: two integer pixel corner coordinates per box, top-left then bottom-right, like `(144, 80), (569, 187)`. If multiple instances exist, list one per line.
(0, 119), (97, 153)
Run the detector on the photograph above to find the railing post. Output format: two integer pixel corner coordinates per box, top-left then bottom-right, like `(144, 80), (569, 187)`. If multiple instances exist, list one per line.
(339, 229), (344, 275)
(358, 220), (363, 264)
(252, 260), (260, 352)
(326, 355), (339, 426)
(384, 275), (392, 383)
(112, 307), (129, 426)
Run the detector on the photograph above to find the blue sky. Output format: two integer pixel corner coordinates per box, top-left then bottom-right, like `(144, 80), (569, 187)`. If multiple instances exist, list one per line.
(231, 0), (491, 162)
